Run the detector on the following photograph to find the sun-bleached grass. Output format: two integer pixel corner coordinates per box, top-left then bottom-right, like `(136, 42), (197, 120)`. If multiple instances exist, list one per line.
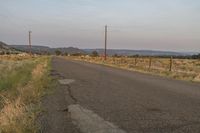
(67, 56), (200, 82)
(0, 53), (32, 61)
(0, 56), (52, 133)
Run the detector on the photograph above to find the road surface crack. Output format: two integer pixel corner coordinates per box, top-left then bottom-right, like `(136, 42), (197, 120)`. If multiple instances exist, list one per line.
(66, 84), (78, 104)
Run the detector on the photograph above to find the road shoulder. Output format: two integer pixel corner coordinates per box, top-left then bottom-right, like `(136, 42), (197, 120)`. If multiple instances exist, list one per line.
(38, 70), (80, 133)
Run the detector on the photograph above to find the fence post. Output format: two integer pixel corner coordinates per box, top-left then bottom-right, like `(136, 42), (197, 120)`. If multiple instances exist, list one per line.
(113, 57), (115, 64)
(135, 57), (137, 66)
(169, 56), (173, 71)
(149, 57), (152, 70)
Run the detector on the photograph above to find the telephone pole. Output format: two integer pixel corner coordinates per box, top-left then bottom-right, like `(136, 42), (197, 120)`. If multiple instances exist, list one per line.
(29, 31), (32, 55)
(104, 25), (107, 60)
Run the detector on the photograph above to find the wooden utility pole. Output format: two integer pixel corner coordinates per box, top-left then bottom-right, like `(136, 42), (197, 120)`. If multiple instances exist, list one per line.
(29, 31), (32, 55)
(104, 25), (107, 60)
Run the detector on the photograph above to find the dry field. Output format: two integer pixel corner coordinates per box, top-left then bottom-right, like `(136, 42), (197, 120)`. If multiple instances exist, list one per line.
(68, 56), (200, 82)
(0, 53), (33, 61)
(0, 55), (52, 133)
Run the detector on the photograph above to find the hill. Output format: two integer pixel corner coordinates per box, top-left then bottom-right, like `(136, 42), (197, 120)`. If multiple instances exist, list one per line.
(0, 41), (20, 54)
(10, 45), (86, 55)
(84, 49), (197, 56)
(7, 44), (198, 56)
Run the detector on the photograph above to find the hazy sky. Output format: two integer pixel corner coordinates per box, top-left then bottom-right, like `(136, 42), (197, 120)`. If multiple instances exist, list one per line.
(0, 0), (199, 52)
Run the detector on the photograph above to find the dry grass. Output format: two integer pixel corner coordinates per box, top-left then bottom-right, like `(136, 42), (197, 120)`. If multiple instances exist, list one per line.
(0, 53), (34, 61)
(0, 60), (35, 91)
(0, 55), (52, 133)
(68, 56), (200, 82)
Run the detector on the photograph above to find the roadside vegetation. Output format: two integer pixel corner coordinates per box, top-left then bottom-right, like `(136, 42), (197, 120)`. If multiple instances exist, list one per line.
(0, 55), (53, 133)
(67, 56), (200, 82)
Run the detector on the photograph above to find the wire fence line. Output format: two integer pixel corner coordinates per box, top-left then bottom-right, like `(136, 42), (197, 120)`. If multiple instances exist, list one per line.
(69, 56), (200, 82)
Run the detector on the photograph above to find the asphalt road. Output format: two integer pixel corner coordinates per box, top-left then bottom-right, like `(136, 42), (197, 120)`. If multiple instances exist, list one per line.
(49, 57), (200, 133)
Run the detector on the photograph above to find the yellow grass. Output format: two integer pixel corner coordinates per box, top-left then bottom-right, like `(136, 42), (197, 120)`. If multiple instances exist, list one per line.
(0, 53), (33, 61)
(68, 56), (200, 82)
(0, 55), (52, 133)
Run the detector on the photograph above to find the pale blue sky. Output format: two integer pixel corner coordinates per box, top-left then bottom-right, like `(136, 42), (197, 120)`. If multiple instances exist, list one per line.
(0, 0), (199, 51)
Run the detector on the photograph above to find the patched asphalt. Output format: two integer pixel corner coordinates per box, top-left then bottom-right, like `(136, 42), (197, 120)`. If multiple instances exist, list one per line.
(42, 56), (200, 133)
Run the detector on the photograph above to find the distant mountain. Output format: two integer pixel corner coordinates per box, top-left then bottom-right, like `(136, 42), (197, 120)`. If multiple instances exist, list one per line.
(84, 49), (198, 56)
(10, 45), (85, 55)
(0, 41), (20, 54)
(10, 45), (51, 54)
(6, 44), (198, 56)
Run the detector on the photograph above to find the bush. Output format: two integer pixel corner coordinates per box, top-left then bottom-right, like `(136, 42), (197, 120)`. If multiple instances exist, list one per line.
(112, 54), (121, 58)
(5, 51), (10, 55)
(64, 52), (68, 56)
(0, 51), (5, 55)
(191, 54), (200, 59)
(55, 50), (61, 55)
(91, 51), (99, 57)
(71, 53), (83, 56)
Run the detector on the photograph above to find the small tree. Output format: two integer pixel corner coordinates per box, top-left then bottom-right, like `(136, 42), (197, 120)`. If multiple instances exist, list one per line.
(6, 51), (10, 55)
(196, 54), (200, 59)
(64, 52), (68, 56)
(113, 54), (119, 58)
(71, 53), (82, 56)
(191, 53), (200, 59)
(55, 50), (61, 55)
(91, 51), (99, 57)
